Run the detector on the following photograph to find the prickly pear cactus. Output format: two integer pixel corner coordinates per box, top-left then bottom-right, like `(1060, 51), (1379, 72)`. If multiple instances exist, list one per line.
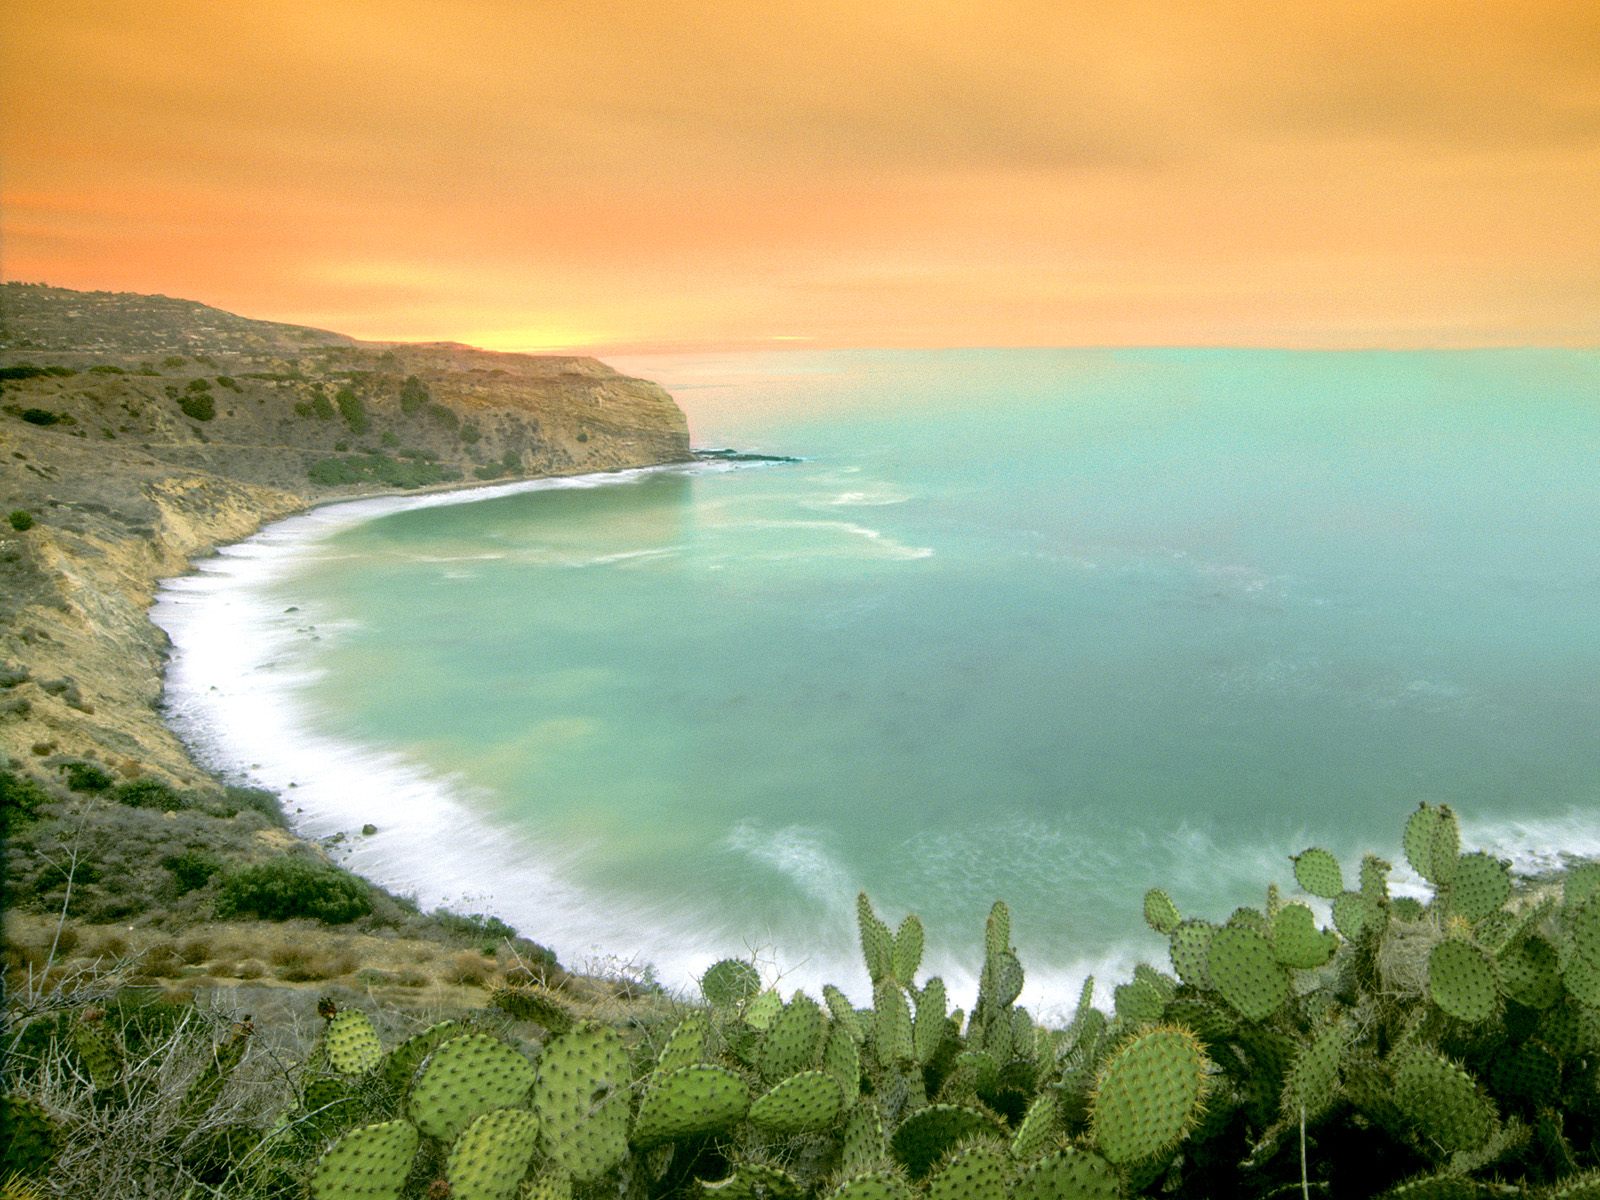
(1427, 939), (1499, 1023)
(912, 977), (948, 1065)
(892, 914), (925, 984)
(310, 1119), (420, 1200)
(325, 1010), (382, 1076)
(889, 1104), (1005, 1179)
(700, 1161), (804, 1200)
(748, 1070), (844, 1135)
(1293, 848), (1344, 899)
(532, 1022), (631, 1182)
(1010, 1092), (1060, 1160)
(1392, 1047), (1496, 1153)
(632, 1064), (750, 1146)
(178, 1021), (251, 1130)
(655, 1012), (709, 1073)
(757, 993), (826, 1081)
(1089, 1025), (1207, 1166)
(1206, 925), (1289, 1021)
(841, 1101), (889, 1174)
(1404, 803), (1460, 887)
(446, 1107), (540, 1200)
(926, 1143), (1010, 1200)
(408, 1033), (536, 1143)
(1144, 888), (1181, 935)
(830, 1169), (915, 1200)
(1446, 852), (1511, 924)
(1270, 902), (1338, 969)
(1010, 1146), (1121, 1200)
(701, 959), (762, 1008)
(493, 985), (575, 1033)
(70, 1013), (122, 1090)
(383, 1020), (462, 1091)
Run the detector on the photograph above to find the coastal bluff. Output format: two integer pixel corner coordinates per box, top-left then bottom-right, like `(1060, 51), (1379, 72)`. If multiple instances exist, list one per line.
(0, 282), (691, 785)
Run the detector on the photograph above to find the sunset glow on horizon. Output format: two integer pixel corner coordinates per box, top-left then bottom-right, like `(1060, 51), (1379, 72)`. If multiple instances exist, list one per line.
(4, 1), (1598, 352)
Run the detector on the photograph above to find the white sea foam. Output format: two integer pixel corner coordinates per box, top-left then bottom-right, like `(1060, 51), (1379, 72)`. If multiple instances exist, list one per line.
(152, 462), (801, 998)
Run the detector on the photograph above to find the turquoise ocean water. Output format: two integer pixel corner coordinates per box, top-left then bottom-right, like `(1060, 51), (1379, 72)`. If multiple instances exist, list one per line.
(155, 349), (1600, 1013)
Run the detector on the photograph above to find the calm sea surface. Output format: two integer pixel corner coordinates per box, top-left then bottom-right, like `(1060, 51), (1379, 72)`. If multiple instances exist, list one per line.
(156, 349), (1600, 1012)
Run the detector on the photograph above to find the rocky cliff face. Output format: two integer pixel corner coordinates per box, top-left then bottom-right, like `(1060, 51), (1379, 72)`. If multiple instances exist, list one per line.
(0, 283), (692, 783)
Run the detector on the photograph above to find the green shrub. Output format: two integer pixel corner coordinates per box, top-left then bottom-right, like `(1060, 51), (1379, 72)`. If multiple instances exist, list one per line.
(311, 392), (335, 420)
(0, 364), (73, 380)
(473, 464), (503, 480)
(459, 422), (481, 444)
(380, 430), (399, 446)
(60, 760), (113, 792)
(308, 453), (462, 490)
(161, 355), (187, 368)
(0, 767), (52, 832)
(178, 393), (215, 421)
(20, 408), (62, 425)
(8, 509), (34, 531)
(399, 374), (430, 414)
(162, 849), (223, 894)
(223, 784), (286, 824)
(111, 777), (185, 810)
(185, 377), (212, 392)
(426, 402), (458, 429)
(501, 449), (521, 472)
(335, 386), (368, 433)
(215, 375), (241, 391)
(87, 364), (125, 375)
(215, 858), (371, 923)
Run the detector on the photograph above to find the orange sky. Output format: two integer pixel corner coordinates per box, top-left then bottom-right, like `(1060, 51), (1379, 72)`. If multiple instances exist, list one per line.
(3, 1), (1597, 351)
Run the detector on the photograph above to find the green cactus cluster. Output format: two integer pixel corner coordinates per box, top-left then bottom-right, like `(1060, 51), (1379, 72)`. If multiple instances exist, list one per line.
(14, 800), (1600, 1199)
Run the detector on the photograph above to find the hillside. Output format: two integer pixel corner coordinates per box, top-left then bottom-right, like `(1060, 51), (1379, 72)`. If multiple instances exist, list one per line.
(0, 281), (690, 781)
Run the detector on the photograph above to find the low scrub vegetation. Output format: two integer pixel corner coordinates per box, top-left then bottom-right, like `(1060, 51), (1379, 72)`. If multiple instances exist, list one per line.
(214, 858), (373, 925)
(307, 453), (463, 489)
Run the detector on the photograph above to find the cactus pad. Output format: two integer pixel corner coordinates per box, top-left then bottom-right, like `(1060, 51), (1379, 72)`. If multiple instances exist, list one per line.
(632, 1064), (750, 1146)
(1010, 1092), (1060, 1160)
(758, 994), (826, 1081)
(533, 1023), (631, 1182)
(1169, 919), (1216, 989)
(1270, 902), (1338, 970)
(1392, 1047), (1494, 1152)
(914, 978), (949, 1065)
(1446, 852), (1511, 924)
(744, 990), (784, 1031)
(1360, 854), (1392, 903)
(926, 1143), (1009, 1200)
(1427, 940), (1498, 1023)
(447, 1108), (540, 1200)
(701, 959), (762, 1008)
(383, 1021), (462, 1091)
(824, 985), (866, 1043)
(493, 986), (575, 1034)
(859, 893), (895, 984)
(1144, 888), (1181, 935)
(1010, 1147), (1120, 1200)
(1113, 974), (1166, 1024)
(889, 1105), (1005, 1178)
(1281, 1021), (1347, 1123)
(71, 1018), (122, 1089)
(409, 1033), (536, 1143)
(985, 901), (1012, 961)
(1207, 925), (1289, 1021)
(1332, 891), (1384, 941)
(1404, 803), (1460, 886)
(748, 1070), (844, 1135)
(1293, 848), (1344, 899)
(983, 951), (1025, 1010)
(874, 982), (914, 1068)
(1090, 1025), (1207, 1165)
(326, 1010), (383, 1076)
(310, 1119), (420, 1200)
(893, 914), (925, 983)
(1498, 935), (1562, 1009)
(1489, 1042), (1561, 1103)
(830, 1170), (914, 1200)
(823, 1023), (862, 1095)
(656, 1012), (710, 1073)
(1381, 1174), (1483, 1200)
(841, 1101), (888, 1174)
